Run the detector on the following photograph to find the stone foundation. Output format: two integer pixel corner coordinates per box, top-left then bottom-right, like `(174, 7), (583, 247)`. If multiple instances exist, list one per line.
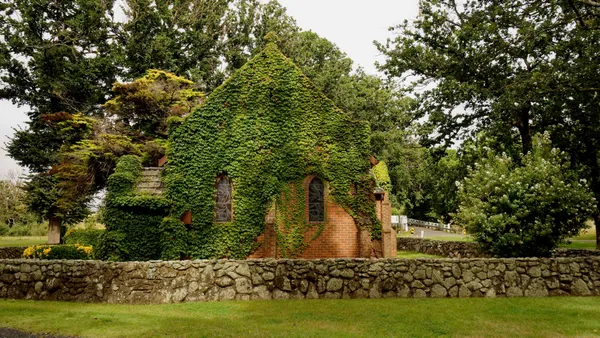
(0, 257), (598, 303)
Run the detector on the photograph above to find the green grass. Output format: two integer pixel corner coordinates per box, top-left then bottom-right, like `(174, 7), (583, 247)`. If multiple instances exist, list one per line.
(561, 241), (597, 250)
(397, 251), (443, 259)
(0, 236), (46, 247)
(0, 298), (598, 337)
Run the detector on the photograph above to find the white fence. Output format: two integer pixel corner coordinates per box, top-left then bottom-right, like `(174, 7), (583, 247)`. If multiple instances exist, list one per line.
(392, 216), (456, 233)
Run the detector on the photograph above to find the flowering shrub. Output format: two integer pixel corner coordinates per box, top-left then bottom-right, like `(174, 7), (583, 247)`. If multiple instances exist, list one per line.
(454, 134), (596, 257)
(23, 244), (93, 260)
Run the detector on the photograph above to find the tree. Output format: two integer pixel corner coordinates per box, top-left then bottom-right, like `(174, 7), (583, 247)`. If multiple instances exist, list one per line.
(52, 70), (204, 229)
(455, 134), (596, 257)
(1, 0), (119, 243)
(377, 0), (600, 247)
(118, 0), (229, 90)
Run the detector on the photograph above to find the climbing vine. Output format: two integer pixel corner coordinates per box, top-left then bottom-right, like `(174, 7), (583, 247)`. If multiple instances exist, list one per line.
(164, 41), (382, 259)
(98, 155), (169, 261)
(273, 181), (326, 258)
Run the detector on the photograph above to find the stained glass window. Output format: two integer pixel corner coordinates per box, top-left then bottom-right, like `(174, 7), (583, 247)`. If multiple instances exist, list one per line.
(216, 176), (232, 222)
(308, 177), (325, 222)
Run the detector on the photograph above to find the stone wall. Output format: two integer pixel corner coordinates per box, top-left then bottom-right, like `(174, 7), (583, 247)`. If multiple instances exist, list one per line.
(1, 257), (598, 303)
(0, 247), (26, 260)
(396, 238), (600, 259)
(396, 238), (485, 258)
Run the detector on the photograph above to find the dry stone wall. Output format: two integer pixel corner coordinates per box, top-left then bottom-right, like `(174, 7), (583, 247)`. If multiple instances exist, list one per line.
(0, 247), (26, 260)
(396, 238), (600, 259)
(397, 238), (485, 258)
(0, 257), (598, 303)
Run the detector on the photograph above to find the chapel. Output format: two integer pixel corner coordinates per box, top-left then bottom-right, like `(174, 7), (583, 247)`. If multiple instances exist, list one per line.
(102, 39), (396, 261)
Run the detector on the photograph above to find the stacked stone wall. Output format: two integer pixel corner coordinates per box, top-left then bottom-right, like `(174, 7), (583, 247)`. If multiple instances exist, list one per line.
(0, 247), (26, 260)
(397, 238), (485, 258)
(0, 257), (598, 303)
(396, 238), (600, 259)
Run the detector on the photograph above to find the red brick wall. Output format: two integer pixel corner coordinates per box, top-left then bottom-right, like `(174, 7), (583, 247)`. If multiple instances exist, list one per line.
(248, 177), (360, 259)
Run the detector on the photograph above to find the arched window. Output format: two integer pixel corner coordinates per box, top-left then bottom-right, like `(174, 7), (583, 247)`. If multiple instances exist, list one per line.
(216, 176), (233, 222)
(308, 177), (325, 222)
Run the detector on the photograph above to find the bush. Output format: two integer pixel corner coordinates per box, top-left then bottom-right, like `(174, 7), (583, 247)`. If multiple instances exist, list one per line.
(454, 134), (596, 257)
(63, 229), (104, 248)
(7, 224), (31, 236)
(23, 244), (93, 260)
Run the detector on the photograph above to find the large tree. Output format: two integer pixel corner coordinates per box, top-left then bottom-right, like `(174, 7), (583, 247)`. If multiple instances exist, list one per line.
(378, 0), (600, 247)
(1, 0), (119, 242)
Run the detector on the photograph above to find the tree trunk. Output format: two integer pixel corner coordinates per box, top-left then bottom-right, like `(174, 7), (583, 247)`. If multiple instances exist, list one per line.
(47, 216), (62, 244)
(517, 105), (532, 154)
(595, 213), (600, 250)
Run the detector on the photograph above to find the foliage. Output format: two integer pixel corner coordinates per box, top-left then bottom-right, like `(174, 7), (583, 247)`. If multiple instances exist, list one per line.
(372, 162), (392, 192)
(119, 0), (230, 90)
(377, 0), (600, 247)
(0, 172), (44, 232)
(63, 229), (104, 248)
(161, 42), (380, 259)
(97, 156), (168, 261)
(22, 244), (93, 260)
(454, 134), (596, 257)
(272, 182), (326, 258)
(0, 0), (119, 239)
(104, 70), (204, 140)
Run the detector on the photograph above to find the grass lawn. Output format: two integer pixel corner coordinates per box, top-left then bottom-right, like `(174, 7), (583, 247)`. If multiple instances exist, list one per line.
(0, 298), (598, 337)
(0, 236), (46, 247)
(561, 241), (597, 250)
(397, 251), (443, 259)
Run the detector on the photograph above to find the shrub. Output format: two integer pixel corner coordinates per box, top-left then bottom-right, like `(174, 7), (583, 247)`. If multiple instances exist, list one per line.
(63, 229), (104, 248)
(0, 224), (8, 236)
(7, 224), (31, 236)
(454, 134), (596, 257)
(23, 244), (93, 260)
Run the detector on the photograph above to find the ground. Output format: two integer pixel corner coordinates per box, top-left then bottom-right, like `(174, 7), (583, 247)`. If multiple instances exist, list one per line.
(0, 236), (46, 247)
(0, 298), (598, 337)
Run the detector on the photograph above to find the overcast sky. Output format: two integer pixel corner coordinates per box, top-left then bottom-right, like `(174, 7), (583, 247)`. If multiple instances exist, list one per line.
(0, 0), (419, 176)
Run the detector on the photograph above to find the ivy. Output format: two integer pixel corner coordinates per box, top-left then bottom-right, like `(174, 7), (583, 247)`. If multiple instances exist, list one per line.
(372, 161), (392, 192)
(164, 42), (382, 259)
(98, 155), (169, 261)
(273, 181), (325, 258)
(102, 42), (384, 260)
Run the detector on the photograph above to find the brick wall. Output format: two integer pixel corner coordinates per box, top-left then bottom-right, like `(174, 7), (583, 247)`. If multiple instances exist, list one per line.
(249, 178), (361, 259)
(249, 177), (395, 260)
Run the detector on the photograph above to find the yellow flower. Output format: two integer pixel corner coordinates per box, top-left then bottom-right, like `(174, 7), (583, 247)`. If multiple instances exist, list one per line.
(76, 245), (93, 256)
(42, 247), (51, 257)
(23, 246), (35, 258)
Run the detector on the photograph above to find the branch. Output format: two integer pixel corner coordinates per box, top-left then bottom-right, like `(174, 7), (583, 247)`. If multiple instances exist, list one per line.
(568, 0), (589, 29)
(576, 0), (600, 6)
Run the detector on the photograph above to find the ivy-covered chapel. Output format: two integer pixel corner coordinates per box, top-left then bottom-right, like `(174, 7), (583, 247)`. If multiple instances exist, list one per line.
(101, 39), (395, 261)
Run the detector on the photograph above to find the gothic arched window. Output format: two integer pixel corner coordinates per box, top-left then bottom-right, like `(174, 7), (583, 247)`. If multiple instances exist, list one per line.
(216, 176), (233, 222)
(308, 177), (325, 222)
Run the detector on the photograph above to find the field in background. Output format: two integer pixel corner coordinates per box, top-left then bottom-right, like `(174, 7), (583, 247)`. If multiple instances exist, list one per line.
(396, 251), (442, 259)
(0, 236), (46, 247)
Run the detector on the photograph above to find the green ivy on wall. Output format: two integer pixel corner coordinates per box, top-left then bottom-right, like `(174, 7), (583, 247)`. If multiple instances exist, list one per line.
(164, 41), (381, 259)
(101, 41), (384, 261)
(98, 156), (169, 261)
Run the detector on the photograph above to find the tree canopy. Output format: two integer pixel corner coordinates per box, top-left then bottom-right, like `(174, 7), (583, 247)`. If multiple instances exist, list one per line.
(377, 0), (600, 247)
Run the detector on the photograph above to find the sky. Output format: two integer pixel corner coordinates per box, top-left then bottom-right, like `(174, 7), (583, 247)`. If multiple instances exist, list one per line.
(0, 0), (420, 177)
